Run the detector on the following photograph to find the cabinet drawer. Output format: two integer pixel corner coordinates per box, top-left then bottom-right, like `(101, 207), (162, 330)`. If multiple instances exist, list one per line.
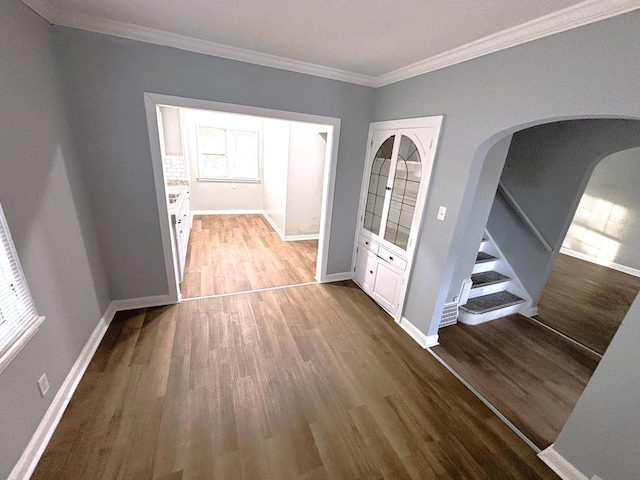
(358, 235), (379, 254)
(378, 246), (408, 271)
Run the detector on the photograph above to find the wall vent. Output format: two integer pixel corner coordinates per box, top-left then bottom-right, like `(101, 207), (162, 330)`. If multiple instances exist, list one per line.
(440, 301), (458, 328)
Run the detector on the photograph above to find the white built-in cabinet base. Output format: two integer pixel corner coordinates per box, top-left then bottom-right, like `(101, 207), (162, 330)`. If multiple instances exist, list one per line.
(354, 235), (405, 316)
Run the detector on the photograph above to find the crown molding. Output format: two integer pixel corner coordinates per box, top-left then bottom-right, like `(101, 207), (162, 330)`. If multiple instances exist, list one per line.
(21, 0), (378, 87)
(22, 0), (640, 89)
(374, 0), (640, 87)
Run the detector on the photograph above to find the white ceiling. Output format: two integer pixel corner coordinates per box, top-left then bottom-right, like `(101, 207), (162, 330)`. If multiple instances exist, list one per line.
(24, 0), (640, 86)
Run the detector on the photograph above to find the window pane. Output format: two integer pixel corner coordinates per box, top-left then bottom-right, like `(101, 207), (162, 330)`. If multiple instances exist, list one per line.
(231, 156), (259, 179)
(199, 126), (226, 154)
(200, 154), (228, 178)
(230, 130), (258, 156)
(384, 135), (421, 250)
(364, 136), (394, 236)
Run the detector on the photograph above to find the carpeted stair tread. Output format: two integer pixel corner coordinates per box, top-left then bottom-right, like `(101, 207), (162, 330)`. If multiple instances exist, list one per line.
(461, 291), (525, 314)
(476, 252), (497, 263)
(471, 271), (510, 287)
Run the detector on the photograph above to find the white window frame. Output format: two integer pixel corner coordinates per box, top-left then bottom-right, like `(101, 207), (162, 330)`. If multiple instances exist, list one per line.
(196, 124), (260, 183)
(0, 203), (45, 373)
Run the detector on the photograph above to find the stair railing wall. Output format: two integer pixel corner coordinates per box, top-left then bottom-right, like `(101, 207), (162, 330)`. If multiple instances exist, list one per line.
(496, 182), (553, 252)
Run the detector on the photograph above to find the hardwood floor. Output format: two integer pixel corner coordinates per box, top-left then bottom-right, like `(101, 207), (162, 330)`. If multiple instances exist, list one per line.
(433, 314), (600, 449)
(181, 215), (318, 299)
(536, 253), (640, 354)
(33, 282), (556, 479)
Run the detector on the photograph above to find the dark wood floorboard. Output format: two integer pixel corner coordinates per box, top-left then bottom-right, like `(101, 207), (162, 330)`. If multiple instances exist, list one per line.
(433, 314), (600, 449)
(181, 214), (318, 299)
(535, 253), (640, 354)
(33, 283), (556, 479)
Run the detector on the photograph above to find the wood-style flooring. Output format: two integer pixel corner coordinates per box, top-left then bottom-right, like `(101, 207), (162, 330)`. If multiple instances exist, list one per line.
(181, 215), (318, 299)
(32, 282), (556, 479)
(433, 314), (600, 449)
(536, 253), (640, 354)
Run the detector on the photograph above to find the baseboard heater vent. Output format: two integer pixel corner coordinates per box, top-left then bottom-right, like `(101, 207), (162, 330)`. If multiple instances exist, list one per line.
(440, 302), (459, 328)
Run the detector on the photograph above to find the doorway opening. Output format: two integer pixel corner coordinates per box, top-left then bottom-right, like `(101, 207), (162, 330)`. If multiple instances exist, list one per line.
(432, 118), (640, 451)
(144, 93), (341, 303)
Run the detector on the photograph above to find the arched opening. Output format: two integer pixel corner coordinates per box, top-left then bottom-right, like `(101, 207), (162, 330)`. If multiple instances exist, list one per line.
(431, 117), (640, 451)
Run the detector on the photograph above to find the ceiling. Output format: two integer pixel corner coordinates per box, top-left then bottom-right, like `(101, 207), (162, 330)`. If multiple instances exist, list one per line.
(24, 0), (640, 86)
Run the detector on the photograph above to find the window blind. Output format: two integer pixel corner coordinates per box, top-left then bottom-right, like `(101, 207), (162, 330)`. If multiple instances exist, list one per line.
(0, 203), (39, 362)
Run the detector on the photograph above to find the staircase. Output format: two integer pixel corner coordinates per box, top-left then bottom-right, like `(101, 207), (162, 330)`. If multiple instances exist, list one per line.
(458, 234), (531, 325)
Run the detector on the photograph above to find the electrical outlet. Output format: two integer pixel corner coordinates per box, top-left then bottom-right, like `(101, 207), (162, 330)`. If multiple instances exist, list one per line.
(37, 373), (50, 397)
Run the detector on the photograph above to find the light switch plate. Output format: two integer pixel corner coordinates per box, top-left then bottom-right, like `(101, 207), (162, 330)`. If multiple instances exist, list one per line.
(437, 206), (447, 221)
(38, 373), (50, 397)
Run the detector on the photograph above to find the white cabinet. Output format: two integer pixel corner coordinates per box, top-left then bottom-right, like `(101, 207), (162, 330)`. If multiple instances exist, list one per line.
(354, 237), (404, 315)
(171, 191), (191, 283)
(352, 117), (443, 319)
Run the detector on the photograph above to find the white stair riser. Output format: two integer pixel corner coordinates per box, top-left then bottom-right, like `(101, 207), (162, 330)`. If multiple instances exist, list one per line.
(458, 303), (523, 326)
(472, 260), (498, 274)
(468, 280), (510, 298)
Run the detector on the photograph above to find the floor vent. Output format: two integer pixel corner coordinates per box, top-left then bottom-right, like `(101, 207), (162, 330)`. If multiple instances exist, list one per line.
(440, 302), (459, 328)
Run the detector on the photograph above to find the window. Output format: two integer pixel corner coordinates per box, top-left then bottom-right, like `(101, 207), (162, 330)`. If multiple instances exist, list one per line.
(0, 203), (43, 372)
(197, 126), (259, 181)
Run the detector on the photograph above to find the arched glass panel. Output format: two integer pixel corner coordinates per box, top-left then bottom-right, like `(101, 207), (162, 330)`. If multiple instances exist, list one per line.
(364, 136), (394, 235)
(385, 135), (421, 249)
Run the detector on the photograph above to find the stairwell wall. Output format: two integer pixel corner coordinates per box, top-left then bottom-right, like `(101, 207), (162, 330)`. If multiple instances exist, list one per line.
(486, 119), (640, 305)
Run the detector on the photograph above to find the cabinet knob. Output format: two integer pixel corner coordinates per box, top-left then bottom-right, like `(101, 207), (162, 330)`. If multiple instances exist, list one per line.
(370, 270), (373, 274)
(365, 241), (369, 245)
(178, 219), (182, 224)
(389, 256), (394, 260)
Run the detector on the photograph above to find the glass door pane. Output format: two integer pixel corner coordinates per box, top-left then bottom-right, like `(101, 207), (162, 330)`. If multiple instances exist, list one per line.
(364, 136), (394, 236)
(384, 135), (421, 249)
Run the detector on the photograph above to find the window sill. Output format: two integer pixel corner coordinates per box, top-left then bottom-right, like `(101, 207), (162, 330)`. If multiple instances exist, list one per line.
(0, 315), (46, 374)
(197, 178), (261, 184)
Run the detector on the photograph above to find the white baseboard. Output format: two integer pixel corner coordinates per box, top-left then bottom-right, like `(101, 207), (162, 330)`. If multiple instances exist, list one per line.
(283, 234), (320, 242)
(110, 294), (174, 311)
(192, 209), (263, 216)
(261, 212), (286, 240)
(8, 303), (118, 480)
(8, 293), (176, 480)
(560, 247), (640, 278)
(317, 271), (353, 283)
(399, 317), (439, 348)
(538, 445), (589, 480)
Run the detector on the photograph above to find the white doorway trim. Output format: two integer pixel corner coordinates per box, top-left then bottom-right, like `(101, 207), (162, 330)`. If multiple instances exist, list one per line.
(143, 92), (342, 303)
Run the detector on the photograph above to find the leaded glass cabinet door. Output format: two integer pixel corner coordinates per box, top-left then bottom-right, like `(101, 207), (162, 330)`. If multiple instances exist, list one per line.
(363, 136), (394, 236)
(384, 135), (422, 250)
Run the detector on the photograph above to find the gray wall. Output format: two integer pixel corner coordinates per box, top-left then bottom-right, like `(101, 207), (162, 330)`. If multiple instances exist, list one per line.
(53, 28), (374, 299)
(372, 10), (640, 337)
(486, 120), (640, 305)
(553, 291), (640, 479)
(0, 1), (111, 477)
(564, 147), (640, 271)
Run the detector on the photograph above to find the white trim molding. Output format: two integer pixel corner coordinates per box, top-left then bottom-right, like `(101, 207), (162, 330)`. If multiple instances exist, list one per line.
(8, 294), (177, 480)
(21, 0), (376, 87)
(317, 272), (353, 283)
(22, 0), (640, 88)
(398, 317), (439, 349)
(261, 212), (286, 241)
(374, 0), (640, 86)
(192, 209), (264, 216)
(110, 294), (174, 311)
(538, 445), (589, 480)
(8, 303), (117, 480)
(560, 247), (640, 278)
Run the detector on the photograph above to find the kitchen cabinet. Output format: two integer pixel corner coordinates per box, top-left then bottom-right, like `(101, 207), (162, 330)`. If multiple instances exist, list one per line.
(170, 189), (191, 283)
(353, 117), (442, 318)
